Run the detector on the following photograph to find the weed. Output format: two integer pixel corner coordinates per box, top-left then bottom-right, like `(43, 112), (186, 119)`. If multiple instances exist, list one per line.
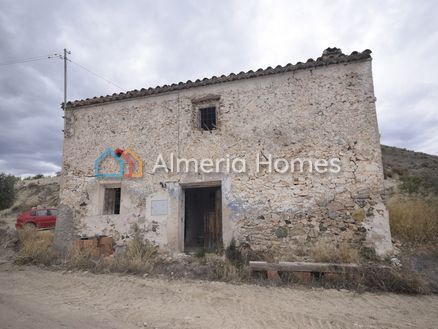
(67, 244), (104, 272)
(15, 228), (54, 265)
(388, 196), (438, 243)
(360, 266), (433, 294)
(204, 253), (249, 282)
(194, 248), (206, 258)
(225, 238), (244, 266)
(111, 237), (158, 274)
(400, 175), (438, 195)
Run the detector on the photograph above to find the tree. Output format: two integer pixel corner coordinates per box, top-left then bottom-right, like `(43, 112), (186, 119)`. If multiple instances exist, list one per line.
(0, 173), (17, 210)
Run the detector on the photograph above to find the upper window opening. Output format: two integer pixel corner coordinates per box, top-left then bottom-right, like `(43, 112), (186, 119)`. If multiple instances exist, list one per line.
(104, 187), (121, 215)
(200, 107), (217, 131)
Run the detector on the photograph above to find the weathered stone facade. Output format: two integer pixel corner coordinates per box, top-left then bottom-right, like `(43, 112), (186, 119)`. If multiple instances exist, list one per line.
(54, 48), (393, 259)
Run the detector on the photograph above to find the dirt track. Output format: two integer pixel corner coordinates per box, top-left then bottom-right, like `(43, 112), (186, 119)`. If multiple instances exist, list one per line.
(0, 265), (437, 329)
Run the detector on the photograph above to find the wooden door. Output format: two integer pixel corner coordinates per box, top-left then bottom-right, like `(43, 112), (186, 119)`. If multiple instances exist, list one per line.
(203, 188), (222, 251)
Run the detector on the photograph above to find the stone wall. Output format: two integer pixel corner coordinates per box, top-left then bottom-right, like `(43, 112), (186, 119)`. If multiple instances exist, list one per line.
(54, 49), (392, 259)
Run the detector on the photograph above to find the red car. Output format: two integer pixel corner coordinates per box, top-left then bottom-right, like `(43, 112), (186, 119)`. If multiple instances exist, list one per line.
(16, 208), (57, 230)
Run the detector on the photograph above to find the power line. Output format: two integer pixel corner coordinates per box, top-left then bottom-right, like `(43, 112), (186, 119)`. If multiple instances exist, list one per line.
(68, 58), (125, 91)
(1, 51), (126, 92)
(0, 55), (53, 66)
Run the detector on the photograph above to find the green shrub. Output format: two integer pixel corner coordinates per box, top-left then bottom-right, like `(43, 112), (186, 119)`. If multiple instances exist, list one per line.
(194, 248), (206, 258)
(0, 173), (17, 210)
(225, 238), (243, 265)
(400, 176), (425, 194)
(400, 175), (438, 195)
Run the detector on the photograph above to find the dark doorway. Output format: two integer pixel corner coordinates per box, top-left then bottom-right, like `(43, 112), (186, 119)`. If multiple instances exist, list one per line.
(184, 186), (222, 252)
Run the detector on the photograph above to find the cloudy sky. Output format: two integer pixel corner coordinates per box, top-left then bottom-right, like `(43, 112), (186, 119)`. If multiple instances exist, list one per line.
(0, 0), (437, 176)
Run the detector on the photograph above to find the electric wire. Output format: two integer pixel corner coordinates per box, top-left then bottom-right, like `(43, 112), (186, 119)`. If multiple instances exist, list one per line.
(68, 58), (125, 91)
(0, 52), (126, 92)
(0, 55), (52, 66)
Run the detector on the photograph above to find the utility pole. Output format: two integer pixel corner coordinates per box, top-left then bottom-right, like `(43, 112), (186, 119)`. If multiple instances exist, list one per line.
(63, 48), (71, 110)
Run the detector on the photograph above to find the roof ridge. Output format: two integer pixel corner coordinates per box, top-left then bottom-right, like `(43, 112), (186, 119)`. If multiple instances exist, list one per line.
(66, 47), (371, 109)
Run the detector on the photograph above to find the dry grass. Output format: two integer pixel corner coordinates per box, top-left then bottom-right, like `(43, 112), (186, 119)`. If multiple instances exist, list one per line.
(15, 228), (54, 265)
(278, 265), (433, 294)
(12, 230), (433, 294)
(388, 196), (438, 243)
(111, 238), (158, 274)
(360, 266), (433, 294)
(202, 253), (249, 282)
(310, 238), (360, 263)
(67, 245), (105, 271)
(66, 236), (158, 274)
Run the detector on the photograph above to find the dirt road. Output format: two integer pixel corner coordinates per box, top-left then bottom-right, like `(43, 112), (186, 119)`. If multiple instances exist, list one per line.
(0, 264), (437, 329)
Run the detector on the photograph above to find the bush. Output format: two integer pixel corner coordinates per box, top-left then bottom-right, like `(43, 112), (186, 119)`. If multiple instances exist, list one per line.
(203, 254), (249, 282)
(15, 228), (54, 265)
(400, 175), (438, 195)
(0, 173), (17, 210)
(278, 264), (433, 294)
(225, 238), (244, 266)
(388, 196), (438, 243)
(194, 248), (206, 258)
(65, 233), (158, 274)
(67, 244), (105, 271)
(360, 266), (433, 294)
(111, 237), (158, 274)
(400, 176), (425, 194)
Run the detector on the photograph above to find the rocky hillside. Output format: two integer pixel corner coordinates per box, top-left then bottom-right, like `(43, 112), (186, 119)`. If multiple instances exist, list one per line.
(0, 176), (60, 227)
(382, 145), (438, 180)
(382, 145), (438, 196)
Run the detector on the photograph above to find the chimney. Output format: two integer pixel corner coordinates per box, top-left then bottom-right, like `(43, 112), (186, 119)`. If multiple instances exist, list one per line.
(321, 47), (344, 60)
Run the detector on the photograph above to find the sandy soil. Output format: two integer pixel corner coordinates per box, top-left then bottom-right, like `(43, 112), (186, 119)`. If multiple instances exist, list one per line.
(0, 264), (437, 329)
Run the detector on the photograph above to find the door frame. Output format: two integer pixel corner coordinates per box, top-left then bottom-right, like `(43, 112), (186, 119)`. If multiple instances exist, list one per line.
(180, 180), (222, 252)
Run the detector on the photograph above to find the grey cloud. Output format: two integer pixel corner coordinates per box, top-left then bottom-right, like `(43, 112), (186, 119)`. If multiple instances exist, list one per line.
(0, 0), (437, 177)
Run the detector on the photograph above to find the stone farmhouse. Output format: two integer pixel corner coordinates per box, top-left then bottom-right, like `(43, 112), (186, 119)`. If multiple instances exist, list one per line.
(54, 47), (393, 259)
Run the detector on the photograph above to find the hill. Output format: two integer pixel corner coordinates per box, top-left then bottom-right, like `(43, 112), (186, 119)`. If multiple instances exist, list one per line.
(0, 176), (59, 228)
(382, 145), (438, 179)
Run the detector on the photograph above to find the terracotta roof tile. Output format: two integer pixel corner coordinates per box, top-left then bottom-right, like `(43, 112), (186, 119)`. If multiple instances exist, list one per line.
(65, 47), (371, 109)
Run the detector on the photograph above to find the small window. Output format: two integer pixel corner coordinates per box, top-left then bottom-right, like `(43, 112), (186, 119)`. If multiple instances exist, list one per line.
(36, 209), (48, 216)
(104, 188), (121, 215)
(48, 209), (57, 216)
(200, 107), (217, 130)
